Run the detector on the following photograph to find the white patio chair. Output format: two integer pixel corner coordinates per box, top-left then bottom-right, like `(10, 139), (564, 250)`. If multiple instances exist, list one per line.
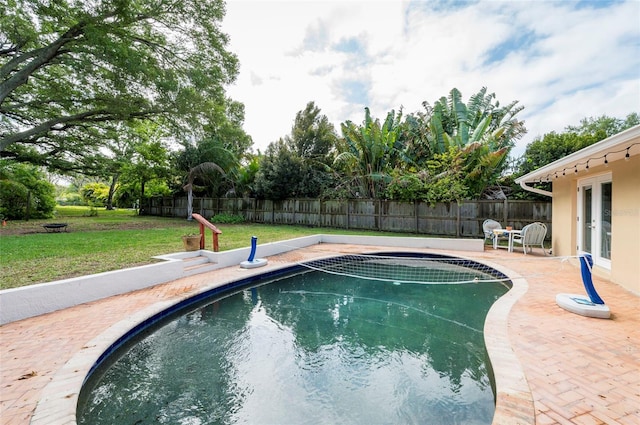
(512, 222), (547, 255)
(483, 219), (506, 248)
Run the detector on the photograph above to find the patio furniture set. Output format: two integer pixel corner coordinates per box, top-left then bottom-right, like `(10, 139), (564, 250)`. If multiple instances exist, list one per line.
(483, 219), (547, 255)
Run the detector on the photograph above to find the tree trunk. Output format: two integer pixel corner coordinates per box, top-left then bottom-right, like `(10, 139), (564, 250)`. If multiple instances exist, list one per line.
(187, 186), (194, 220)
(138, 178), (146, 214)
(106, 173), (119, 210)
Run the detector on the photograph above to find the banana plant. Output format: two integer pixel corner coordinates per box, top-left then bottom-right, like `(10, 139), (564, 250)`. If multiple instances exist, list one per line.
(419, 87), (525, 198)
(334, 108), (405, 198)
(426, 87), (525, 151)
(183, 162), (226, 220)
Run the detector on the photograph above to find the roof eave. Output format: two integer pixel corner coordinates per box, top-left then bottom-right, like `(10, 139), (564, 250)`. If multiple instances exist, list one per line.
(515, 124), (640, 185)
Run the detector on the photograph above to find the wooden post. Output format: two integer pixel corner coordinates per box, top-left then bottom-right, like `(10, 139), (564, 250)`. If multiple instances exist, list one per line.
(503, 199), (509, 227)
(415, 200), (419, 234)
(198, 222), (205, 249)
(213, 232), (219, 252)
(292, 200), (296, 225)
(346, 200), (350, 230)
(455, 202), (460, 238)
(191, 213), (222, 252)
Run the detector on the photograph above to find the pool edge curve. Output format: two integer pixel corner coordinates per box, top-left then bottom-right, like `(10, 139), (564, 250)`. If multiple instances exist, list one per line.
(30, 244), (534, 425)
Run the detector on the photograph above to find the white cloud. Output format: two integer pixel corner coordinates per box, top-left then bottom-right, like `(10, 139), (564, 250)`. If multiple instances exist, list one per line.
(222, 0), (640, 157)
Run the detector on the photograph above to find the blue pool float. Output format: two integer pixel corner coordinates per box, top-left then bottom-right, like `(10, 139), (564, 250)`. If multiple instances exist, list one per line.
(240, 236), (268, 269)
(555, 254), (610, 319)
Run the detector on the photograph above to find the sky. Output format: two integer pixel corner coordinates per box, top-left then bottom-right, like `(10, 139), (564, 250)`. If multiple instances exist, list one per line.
(221, 0), (640, 157)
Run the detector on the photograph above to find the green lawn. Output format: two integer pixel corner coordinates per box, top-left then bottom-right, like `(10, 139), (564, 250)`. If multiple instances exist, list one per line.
(0, 206), (422, 290)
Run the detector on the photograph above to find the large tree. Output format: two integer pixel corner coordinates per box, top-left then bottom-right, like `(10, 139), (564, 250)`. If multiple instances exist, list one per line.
(1, 0), (238, 172)
(117, 121), (171, 209)
(516, 113), (639, 177)
(254, 139), (307, 200)
(254, 102), (337, 200)
(286, 101), (337, 161)
(509, 113), (639, 200)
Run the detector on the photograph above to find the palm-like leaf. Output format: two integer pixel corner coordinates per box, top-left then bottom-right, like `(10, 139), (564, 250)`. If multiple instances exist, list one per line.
(184, 161), (226, 219)
(335, 108), (404, 198)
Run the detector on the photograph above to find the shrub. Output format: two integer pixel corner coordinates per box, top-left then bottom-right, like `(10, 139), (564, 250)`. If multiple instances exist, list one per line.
(0, 179), (29, 219)
(0, 162), (56, 219)
(211, 213), (245, 224)
(56, 192), (84, 206)
(80, 182), (110, 207)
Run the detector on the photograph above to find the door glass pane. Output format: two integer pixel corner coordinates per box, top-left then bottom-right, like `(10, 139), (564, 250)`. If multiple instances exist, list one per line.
(601, 182), (612, 259)
(583, 187), (592, 253)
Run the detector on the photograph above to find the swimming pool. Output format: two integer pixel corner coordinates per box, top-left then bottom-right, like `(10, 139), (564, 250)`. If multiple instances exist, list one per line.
(77, 253), (510, 424)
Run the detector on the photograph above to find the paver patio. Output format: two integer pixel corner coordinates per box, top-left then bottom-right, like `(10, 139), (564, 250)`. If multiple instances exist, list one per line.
(1, 245), (638, 424)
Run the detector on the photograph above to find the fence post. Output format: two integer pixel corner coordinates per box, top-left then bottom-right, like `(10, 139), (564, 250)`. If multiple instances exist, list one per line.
(415, 200), (419, 234)
(346, 200), (350, 230)
(503, 199), (509, 226)
(455, 202), (460, 237)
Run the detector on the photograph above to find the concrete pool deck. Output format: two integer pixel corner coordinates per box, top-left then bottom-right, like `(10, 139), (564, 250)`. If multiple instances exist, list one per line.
(1, 244), (639, 424)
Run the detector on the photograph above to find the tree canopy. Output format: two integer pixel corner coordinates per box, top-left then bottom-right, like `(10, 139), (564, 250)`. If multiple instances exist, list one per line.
(1, 0), (239, 172)
(334, 107), (405, 199)
(254, 101), (337, 200)
(0, 160), (56, 219)
(253, 90), (526, 202)
(507, 112), (639, 200)
(516, 113), (639, 177)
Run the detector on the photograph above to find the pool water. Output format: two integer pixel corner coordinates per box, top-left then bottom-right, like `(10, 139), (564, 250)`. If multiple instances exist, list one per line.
(78, 265), (509, 424)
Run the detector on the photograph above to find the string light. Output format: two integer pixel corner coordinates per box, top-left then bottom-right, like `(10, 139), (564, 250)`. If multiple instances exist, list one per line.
(524, 142), (637, 181)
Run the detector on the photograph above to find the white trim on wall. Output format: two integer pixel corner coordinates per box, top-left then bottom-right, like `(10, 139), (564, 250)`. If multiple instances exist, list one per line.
(577, 172), (612, 270)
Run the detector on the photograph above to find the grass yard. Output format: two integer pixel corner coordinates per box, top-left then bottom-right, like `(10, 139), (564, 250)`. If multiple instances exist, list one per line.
(1, 206), (419, 290)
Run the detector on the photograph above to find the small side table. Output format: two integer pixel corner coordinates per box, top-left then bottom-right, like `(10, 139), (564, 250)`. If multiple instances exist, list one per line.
(493, 228), (521, 252)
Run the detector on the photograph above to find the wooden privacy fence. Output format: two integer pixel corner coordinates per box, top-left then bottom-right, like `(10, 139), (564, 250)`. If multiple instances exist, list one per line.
(142, 197), (552, 239)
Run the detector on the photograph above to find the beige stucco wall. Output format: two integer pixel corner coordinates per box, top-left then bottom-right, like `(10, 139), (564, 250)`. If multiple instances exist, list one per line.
(551, 154), (640, 295)
(609, 154), (640, 294)
(551, 178), (575, 258)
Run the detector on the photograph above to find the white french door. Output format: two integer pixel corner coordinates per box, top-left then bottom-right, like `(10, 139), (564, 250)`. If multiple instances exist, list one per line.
(577, 173), (612, 269)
